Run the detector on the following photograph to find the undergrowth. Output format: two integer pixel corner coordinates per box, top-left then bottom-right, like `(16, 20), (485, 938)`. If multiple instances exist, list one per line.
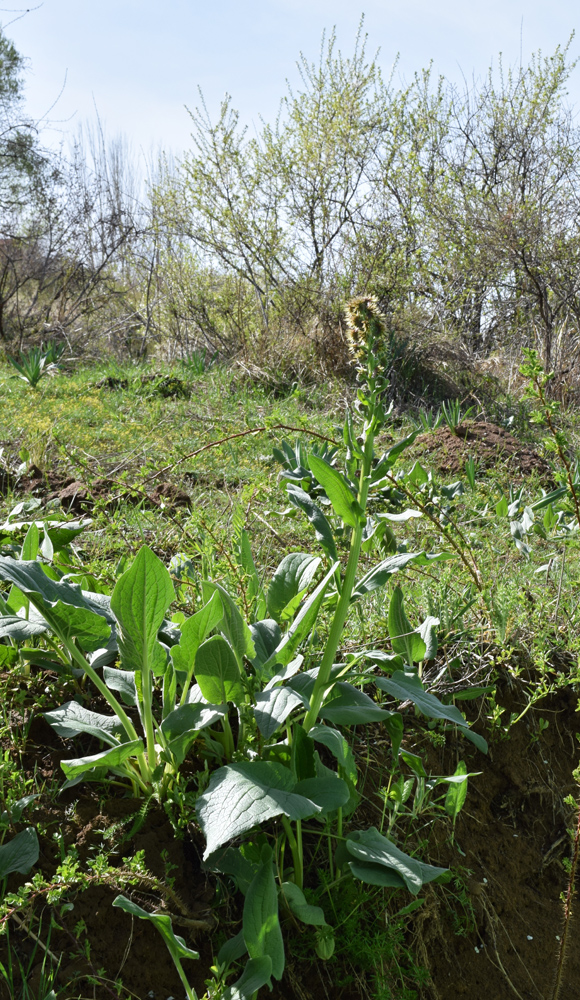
(0, 338), (579, 1000)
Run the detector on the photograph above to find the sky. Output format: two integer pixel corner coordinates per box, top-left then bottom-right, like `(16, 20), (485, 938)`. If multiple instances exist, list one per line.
(3, 0), (580, 161)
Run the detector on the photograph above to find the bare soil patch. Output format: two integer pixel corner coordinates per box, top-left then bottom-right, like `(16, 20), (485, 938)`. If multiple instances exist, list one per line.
(0, 464), (192, 513)
(411, 683), (580, 1000)
(415, 421), (553, 481)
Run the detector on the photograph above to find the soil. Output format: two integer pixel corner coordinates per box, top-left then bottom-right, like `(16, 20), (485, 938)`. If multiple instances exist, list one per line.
(2, 674), (580, 1000)
(414, 421), (554, 481)
(410, 679), (580, 1000)
(0, 464), (192, 513)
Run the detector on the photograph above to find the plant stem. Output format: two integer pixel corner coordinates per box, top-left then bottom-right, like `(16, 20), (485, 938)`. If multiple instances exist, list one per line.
(140, 656), (157, 773)
(303, 426), (375, 732)
(173, 959), (198, 1000)
(222, 713), (235, 760)
(46, 614), (152, 788)
(281, 816), (303, 890)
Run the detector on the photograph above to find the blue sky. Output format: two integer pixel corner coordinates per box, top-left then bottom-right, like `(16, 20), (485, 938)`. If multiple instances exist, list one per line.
(4, 0), (580, 158)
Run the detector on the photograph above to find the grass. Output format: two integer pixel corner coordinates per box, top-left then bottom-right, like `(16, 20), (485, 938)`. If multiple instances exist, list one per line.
(1, 353), (580, 999)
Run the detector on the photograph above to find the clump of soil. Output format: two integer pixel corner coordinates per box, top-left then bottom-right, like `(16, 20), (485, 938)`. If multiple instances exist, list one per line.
(93, 376), (129, 390)
(0, 463), (191, 513)
(415, 421), (553, 480)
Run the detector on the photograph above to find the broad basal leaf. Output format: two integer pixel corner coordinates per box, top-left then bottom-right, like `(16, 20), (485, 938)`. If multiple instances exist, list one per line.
(262, 562), (338, 671)
(44, 602), (112, 652)
(318, 682), (392, 725)
(294, 776), (349, 814)
(281, 882), (328, 927)
(0, 557), (92, 609)
(202, 581), (255, 662)
(195, 635), (244, 705)
(196, 761), (325, 858)
(253, 686), (304, 738)
(243, 847), (284, 980)
(161, 701), (226, 740)
(44, 701), (126, 746)
(111, 545), (174, 677)
(250, 619), (281, 670)
(171, 590), (222, 676)
(0, 827), (39, 878)
(0, 613), (47, 641)
(60, 739), (144, 778)
(223, 957), (273, 1000)
(103, 667), (138, 707)
(309, 724), (357, 784)
(346, 827), (447, 894)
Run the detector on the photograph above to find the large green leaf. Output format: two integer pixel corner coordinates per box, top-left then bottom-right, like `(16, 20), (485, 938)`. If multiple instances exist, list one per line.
(111, 545), (174, 677)
(388, 586), (426, 663)
(285, 485), (338, 562)
(196, 761), (325, 857)
(202, 581), (255, 662)
(352, 553), (424, 601)
(0, 827), (39, 878)
(250, 620), (281, 670)
(44, 701), (126, 746)
(103, 667), (138, 708)
(0, 557), (97, 613)
(205, 847), (259, 895)
(294, 776), (349, 814)
(195, 635), (244, 705)
(318, 682), (392, 725)
(243, 847), (284, 981)
(262, 562), (338, 671)
(266, 553), (321, 623)
(171, 590), (223, 676)
(281, 882), (328, 927)
(308, 454), (361, 528)
(60, 739), (144, 778)
(113, 895), (200, 964)
(160, 701), (226, 765)
(309, 724), (357, 784)
(346, 828), (447, 894)
(347, 859), (407, 888)
(161, 701), (225, 740)
(21, 522), (39, 560)
(375, 671), (488, 752)
(0, 614), (47, 640)
(253, 686), (304, 738)
(223, 957), (273, 1000)
(44, 602), (112, 652)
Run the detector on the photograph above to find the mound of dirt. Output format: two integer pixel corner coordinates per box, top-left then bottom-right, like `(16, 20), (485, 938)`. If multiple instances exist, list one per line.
(415, 421), (553, 480)
(0, 464), (191, 513)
